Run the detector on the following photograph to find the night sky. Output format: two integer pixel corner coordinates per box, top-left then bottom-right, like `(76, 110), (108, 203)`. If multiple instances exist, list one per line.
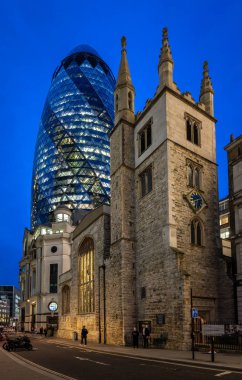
(0, 0), (241, 286)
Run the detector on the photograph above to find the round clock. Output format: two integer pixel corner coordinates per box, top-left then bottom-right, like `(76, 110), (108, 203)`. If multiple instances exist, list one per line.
(190, 191), (203, 210)
(48, 301), (58, 312)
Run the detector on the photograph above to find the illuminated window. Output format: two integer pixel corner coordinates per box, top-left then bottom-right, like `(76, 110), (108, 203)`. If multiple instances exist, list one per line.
(220, 214), (229, 226)
(56, 213), (70, 222)
(79, 238), (94, 313)
(220, 228), (230, 239)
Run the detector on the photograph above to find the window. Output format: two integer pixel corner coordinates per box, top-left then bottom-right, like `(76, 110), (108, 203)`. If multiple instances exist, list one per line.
(49, 264), (58, 293)
(62, 285), (70, 315)
(187, 163), (201, 189)
(220, 227), (230, 239)
(138, 119), (152, 155)
(140, 166), (152, 197)
(185, 116), (201, 146)
(56, 213), (70, 222)
(219, 200), (229, 212)
(190, 219), (203, 246)
(128, 91), (133, 111)
(79, 238), (94, 313)
(220, 214), (229, 226)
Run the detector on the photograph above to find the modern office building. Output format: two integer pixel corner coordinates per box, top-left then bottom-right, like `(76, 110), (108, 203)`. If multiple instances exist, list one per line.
(20, 45), (115, 331)
(31, 45), (115, 228)
(225, 134), (242, 320)
(0, 286), (21, 322)
(219, 197), (231, 257)
(0, 297), (10, 326)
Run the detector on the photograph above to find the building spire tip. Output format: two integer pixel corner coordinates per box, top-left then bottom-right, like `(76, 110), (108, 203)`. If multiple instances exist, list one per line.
(203, 61), (208, 71)
(121, 36), (126, 50)
(162, 27), (168, 39)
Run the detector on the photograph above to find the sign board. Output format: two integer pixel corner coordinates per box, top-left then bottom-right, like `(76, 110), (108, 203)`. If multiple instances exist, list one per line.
(192, 308), (199, 318)
(202, 324), (224, 336)
(156, 314), (165, 325)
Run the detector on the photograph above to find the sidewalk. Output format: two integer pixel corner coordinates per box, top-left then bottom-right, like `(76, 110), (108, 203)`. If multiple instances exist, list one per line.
(32, 334), (242, 372)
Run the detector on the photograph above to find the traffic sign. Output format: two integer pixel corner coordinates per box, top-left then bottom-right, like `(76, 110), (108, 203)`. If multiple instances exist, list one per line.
(192, 308), (199, 318)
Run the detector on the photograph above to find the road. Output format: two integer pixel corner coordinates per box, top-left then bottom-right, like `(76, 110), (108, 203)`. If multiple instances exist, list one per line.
(10, 339), (242, 380)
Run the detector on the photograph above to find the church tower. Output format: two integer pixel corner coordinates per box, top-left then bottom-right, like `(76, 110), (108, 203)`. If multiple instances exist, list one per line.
(106, 37), (136, 344)
(132, 28), (234, 349)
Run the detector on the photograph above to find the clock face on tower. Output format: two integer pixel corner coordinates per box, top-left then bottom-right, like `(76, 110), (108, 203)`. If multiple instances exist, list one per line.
(189, 190), (203, 210)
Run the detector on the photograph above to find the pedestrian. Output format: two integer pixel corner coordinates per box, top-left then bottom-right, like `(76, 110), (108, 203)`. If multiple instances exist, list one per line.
(44, 327), (47, 337)
(132, 327), (139, 348)
(40, 326), (43, 335)
(81, 326), (88, 345)
(143, 325), (150, 348)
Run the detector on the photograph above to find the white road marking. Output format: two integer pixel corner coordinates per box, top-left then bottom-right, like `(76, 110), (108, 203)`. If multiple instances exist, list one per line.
(75, 356), (110, 366)
(215, 371), (232, 377)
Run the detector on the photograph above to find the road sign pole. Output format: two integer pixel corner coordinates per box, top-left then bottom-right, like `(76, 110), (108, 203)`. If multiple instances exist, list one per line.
(211, 337), (215, 362)
(191, 288), (195, 360)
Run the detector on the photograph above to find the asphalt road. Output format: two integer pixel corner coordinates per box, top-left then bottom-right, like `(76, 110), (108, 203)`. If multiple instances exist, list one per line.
(11, 339), (242, 380)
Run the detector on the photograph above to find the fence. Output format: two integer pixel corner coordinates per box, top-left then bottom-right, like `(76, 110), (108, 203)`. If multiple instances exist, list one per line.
(194, 320), (242, 351)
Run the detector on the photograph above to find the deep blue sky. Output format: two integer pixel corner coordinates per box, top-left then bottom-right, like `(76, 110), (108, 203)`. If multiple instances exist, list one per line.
(0, 0), (241, 286)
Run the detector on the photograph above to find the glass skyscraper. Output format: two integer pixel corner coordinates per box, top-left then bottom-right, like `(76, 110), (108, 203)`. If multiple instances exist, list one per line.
(31, 45), (115, 228)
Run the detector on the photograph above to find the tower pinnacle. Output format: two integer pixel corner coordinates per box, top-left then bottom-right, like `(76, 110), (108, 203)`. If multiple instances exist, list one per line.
(115, 36), (135, 125)
(116, 36), (133, 88)
(199, 61), (214, 116)
(158, 27), (174, 89)
(159, 27), (173, 65)
(200, 61), (214, 95)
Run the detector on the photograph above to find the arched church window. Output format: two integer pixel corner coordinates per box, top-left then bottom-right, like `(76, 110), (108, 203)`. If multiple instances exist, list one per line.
(194, 124), (199, 145)
(185, 114), (201, 146)
(62, 285), (70, 315)
(190, 219), (203, 246)
(186, 120), (192, 142)
(79, 238), (94, 313)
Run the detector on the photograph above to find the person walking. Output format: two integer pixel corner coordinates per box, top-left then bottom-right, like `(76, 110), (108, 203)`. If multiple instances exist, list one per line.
(132, 327), (139, 348)
(81, 326), (88, 345)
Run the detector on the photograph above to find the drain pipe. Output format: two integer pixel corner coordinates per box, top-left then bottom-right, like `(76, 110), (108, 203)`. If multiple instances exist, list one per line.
(98, 264), (106, 344)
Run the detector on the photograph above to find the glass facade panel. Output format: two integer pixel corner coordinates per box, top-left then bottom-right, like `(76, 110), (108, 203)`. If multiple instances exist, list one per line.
(31, 45), (115, 228)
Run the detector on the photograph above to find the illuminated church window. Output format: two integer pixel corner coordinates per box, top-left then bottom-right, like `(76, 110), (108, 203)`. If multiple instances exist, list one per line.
(79, 238), (94, 313)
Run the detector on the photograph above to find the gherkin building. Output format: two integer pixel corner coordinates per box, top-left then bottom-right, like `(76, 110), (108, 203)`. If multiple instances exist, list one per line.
(31, 45), (115, 228)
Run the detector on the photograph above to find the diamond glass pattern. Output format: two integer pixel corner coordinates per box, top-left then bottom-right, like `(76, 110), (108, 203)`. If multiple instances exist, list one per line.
(31, 45), (115, 228)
